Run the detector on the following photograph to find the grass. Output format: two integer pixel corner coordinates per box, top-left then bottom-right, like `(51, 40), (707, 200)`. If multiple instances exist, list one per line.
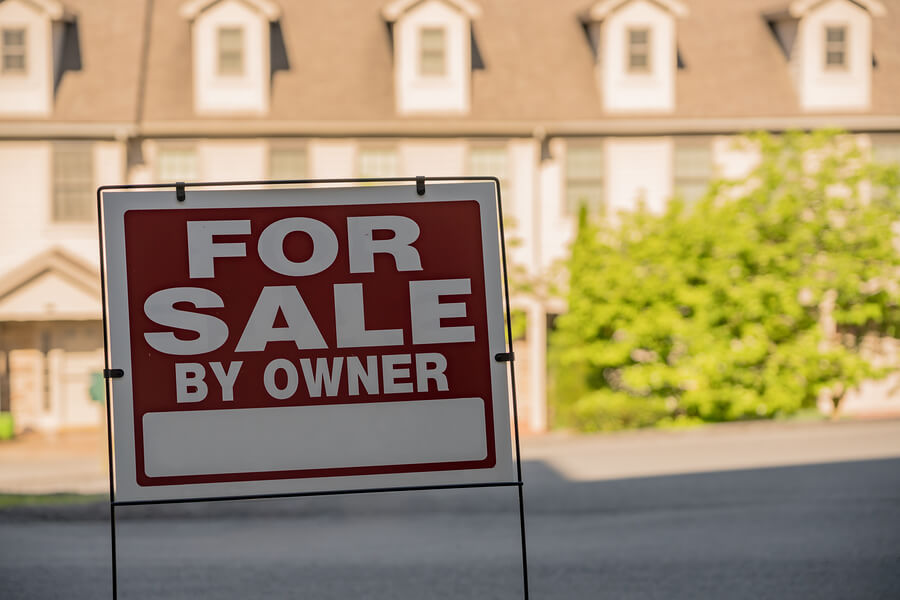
(0, 493), (107, 509)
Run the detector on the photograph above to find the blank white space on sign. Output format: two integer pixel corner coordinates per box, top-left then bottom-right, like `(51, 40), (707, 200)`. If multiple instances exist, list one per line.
(143, 397), (487, 478)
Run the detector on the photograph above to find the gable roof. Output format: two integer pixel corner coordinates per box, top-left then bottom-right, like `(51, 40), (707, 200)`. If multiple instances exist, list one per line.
(179, 0), (281, 21)
(584, 0), (689, 21)
(0, 247), (100, 320)
(787, 0), (887, 17)
(382, 0), (482, 21)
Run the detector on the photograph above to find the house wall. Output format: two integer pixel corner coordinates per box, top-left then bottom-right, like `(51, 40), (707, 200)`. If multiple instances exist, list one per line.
(0, 141), (121, 274)
(0, 139), (120, 433)
(2, 127), (896, 433)
(199, 140), (267, 180)
(607, 137), (672, 214)
(399, 140), (466, 175)
(310, 141), (356, 179)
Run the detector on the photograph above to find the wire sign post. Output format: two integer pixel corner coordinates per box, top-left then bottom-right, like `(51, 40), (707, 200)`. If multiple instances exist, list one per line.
(97, 177), (529, 598)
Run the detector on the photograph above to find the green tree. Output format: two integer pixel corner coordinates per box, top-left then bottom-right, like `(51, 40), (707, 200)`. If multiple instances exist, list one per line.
(550, 131), (900, 431)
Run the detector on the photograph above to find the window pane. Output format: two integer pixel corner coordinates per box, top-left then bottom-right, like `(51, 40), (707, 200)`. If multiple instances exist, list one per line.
(566, 182), (604, 215)
(629, 52), (648, 70)
(826, 51), (845, 66)
(627, 28), (650, 72)
(674, 144), (712, 178)
(566, 146), (603, 179)
(566, 145), (604, 215)
(52, 143), (94, 222)
(419, 28), (445, 76)
(629, 30), (648, 45)
(824, 26), (846, 67)
(468, 147), (507, 178)
(358, 149), (399, 178)
(2, 29), (24, 45)
(157, 148), (198, 182)
(269, 147), (307, 180)
(873, 137), (900, 165)
(468, 147), (510, 201)
(674, 141), (712, 204)
(2, 28), (26, 74)
(218, 28), (243, 76)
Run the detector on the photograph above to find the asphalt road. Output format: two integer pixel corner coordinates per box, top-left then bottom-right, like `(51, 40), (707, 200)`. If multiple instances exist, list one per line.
(2, 422), (900, 599)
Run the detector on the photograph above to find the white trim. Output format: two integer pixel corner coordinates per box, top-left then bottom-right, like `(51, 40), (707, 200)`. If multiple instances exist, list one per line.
(2, 116), (900, 140)
(788, 0), (886, 18)
(586, 0), (688, 22)
(0, 247), (99, 301)
(382, 0), (481, 22)
(180, 0), (281, 21)
(18, 0), (73, 21)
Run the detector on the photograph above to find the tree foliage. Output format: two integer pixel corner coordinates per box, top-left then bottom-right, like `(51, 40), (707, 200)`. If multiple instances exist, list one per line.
(549, 131), (900, 431)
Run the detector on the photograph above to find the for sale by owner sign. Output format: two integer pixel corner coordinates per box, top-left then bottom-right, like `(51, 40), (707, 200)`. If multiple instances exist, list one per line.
(101, 183), (515, 502)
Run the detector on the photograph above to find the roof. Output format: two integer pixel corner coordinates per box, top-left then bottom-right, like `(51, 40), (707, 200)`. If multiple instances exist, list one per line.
(2, 0), (899, 131)
(0, 247), (101, 320)
(0, 246), (99, 301)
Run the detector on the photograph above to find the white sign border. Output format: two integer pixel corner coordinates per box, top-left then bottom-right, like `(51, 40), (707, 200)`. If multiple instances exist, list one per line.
(101, 182), (515, 503)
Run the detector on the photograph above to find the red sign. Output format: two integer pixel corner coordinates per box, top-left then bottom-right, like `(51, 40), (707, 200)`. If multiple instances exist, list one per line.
(102, 184), (513, 502)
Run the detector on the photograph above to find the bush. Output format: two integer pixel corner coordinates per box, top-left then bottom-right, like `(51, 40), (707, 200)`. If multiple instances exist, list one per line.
(549, 131), (900, 431)
(0, 412), (13, 441)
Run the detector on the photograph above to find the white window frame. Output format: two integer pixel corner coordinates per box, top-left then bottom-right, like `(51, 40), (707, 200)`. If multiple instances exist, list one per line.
(357, 147), (400, 179)
(156, 146), (199, 183)
(418, 27), (447, 77)
(1, 27), (27, 75)
(52, 142), (94, 223)
(217, 26), (244, 77)
(824, 24), (848, 71)
(564, 142), (605, 216)
(467, 144), (510, 200)
(627, 27), (652, 74)
(673, 139), (713, 205)
(268, 144), (309, 180)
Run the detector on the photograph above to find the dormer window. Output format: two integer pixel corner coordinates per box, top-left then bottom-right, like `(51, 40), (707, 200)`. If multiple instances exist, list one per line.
(217, 27), (244, 76)
(1, 28), (26, 74)
(0, 0), (74, 116)
(382, 0), (481, 115)
(582, 0), (687, 113)
(824, 25), (847, 69)
(626, 28), (650, 73)
(419, 27), (446, 76)
(180, 0), (282, 115)
(764, 0), (885, 111)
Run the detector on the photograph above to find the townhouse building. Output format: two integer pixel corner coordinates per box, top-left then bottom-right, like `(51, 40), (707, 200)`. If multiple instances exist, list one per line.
(0, 0), (898, 433)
